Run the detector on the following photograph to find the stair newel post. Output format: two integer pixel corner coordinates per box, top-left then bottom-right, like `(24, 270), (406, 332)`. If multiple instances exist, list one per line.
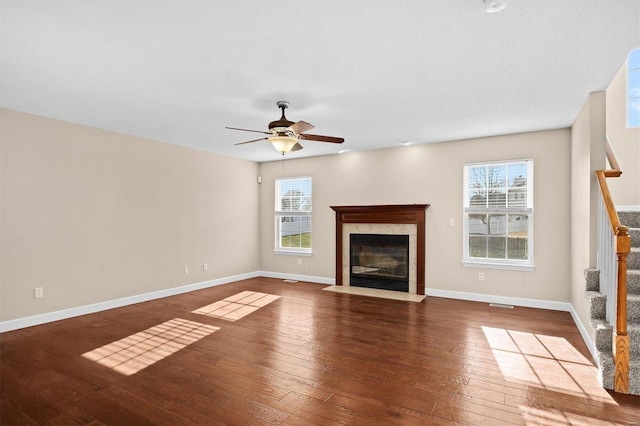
(614, 225), (631, 394)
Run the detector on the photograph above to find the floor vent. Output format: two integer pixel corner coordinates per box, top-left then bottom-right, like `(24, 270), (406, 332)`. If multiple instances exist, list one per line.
(283, 279), (298, 283)
(489, 303), (514, 309)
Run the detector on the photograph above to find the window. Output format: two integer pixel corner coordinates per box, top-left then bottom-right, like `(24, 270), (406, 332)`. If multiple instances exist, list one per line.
(628, 48), (640, 128)
(463, 159), (533, 270)
(275, 176), (312, 254)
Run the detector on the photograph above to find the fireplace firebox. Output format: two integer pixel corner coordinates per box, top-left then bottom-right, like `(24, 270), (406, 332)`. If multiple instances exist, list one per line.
(350, 234), (409, 292)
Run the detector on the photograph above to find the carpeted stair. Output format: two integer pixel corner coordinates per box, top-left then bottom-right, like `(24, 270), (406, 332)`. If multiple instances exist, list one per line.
(586, 209), (640, 394)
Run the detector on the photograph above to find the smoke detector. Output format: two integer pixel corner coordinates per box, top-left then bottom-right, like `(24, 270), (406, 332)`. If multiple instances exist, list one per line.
(483, 0), (509, 13)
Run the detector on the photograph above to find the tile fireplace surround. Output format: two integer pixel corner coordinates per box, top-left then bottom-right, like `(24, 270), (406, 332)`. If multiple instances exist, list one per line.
(330, 204), (429, 295)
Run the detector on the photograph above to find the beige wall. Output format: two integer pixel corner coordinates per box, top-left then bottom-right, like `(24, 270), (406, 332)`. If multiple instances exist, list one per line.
(0, 109), (260, 321)
(607, 60), (640, 206)
(570, 92), (607, 335)
(259, 129), (572, 302)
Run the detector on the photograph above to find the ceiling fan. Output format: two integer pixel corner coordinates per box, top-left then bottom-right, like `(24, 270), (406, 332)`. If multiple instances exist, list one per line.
(226, 101), (344, 154)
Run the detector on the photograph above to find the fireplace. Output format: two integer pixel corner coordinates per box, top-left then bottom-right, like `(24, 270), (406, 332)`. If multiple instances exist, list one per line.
(331, 204), (429, 295)
(350, 233), (409, 291)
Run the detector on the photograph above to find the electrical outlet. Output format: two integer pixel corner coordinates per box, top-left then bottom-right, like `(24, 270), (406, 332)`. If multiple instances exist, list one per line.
(184, 266), (189, 274)
(478, 273), (485, 281)
(449, 218), (455, 227)
(203, 263), (208, 271)
(298, 258), (302, 265)
(34, 287), (44, 298)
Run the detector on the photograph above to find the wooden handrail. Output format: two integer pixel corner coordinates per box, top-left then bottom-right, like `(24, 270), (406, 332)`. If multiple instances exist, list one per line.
(596, 172), (623, 232)
(596, 137), (631, 394)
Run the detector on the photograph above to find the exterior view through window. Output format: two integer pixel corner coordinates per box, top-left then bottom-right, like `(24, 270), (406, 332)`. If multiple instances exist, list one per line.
(275, 176), (312, 253)
(463, 159), (533, 269)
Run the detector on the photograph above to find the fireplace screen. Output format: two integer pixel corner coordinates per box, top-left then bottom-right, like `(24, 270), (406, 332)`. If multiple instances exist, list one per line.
(350, 233), (409, 292)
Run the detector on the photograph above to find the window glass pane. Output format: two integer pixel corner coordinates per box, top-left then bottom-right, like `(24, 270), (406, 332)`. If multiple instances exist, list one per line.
(469, 167), (487, 207)
(279, 216), (312, 249)
(507, 237), (528, 260)
(508, 186), (527, 208)
(628, 69), (640, 97)
(507, 163), (527, 208)
(469, 214), (488, 235)
(488, 214), (506, 236)
(629, 69), (640, 127)
(488, 190), (506, 207)
(487, 215), (506, 259)
(469, 236), (487, 258)
(488, 237), (506, 259)
(468, 213), (487, 258)
(507, 215), (528, 237)
(507, 214), (528, 260)
(487, 166), (507, 207)
(277, 177), (312, 211)
(629, 49), (640, 128)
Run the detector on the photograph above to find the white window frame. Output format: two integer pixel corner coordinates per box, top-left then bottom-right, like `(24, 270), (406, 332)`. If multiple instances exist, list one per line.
(274, 176), (312, 255)
(462, 159), (534, 271)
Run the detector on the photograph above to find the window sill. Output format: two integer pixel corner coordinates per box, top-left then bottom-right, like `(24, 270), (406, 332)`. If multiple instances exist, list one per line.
(462, 260), (534, 272)
(274, 250), (313, 257)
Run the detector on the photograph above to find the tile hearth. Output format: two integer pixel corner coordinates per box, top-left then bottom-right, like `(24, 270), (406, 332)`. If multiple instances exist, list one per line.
(322, 285), (426, 302)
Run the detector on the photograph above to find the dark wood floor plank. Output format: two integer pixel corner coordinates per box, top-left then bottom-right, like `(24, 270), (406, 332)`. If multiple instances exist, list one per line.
(2, 277), (640, 425)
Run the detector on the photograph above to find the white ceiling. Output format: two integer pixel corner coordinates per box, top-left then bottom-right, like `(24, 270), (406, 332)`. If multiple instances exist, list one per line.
(1, 1), (638, 162)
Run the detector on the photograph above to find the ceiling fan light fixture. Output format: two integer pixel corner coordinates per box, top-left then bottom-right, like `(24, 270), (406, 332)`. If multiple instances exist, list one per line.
(269, 135), (298, 153)
(483, 0), (508, 13)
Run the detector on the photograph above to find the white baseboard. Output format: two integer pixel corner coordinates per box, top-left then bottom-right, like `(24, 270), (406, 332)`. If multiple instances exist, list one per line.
(568, 305), (598, 363)
(0, 272), (260, 333)
(425, 288), (572, 312)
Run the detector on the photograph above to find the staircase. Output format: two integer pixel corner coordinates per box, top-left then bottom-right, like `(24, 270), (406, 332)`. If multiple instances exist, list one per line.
(587, 209), (640, 394)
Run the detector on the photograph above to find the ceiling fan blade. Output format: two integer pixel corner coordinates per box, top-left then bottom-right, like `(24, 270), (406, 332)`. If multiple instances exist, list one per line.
(234, 137), (268, 145)
(289, 121), (314, 135)
(299, 133), (344, 144)
(291, 142), (304, 152)
(226, 126), (271, 135)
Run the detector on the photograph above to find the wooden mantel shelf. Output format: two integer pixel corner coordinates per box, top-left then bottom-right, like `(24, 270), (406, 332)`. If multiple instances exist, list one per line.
(330, 204), (430, 295)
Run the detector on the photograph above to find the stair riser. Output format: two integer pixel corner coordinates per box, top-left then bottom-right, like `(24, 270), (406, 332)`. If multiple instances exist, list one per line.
(629, 228), (640, 248)
(594, 325), (612, 352)
(589, 293), (607, 321)
(631, 329), (640, 357)
(585, 267), (600, 292)
(619, 211), (640, 229)
(628, 298), (640, 323)
(628, 271), (640, 295)
(628, 250), (640, 270)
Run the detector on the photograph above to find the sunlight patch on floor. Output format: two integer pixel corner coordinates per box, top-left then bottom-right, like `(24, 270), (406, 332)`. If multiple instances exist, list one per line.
(193, 291), (281, 321)
(481, 326), (612, 402)
(521, 406), (620, 426)
(82, 318), (219, 375)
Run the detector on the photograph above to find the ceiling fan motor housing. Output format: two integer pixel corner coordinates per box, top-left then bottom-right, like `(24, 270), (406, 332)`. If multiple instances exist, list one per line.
(268, 101), (295, 134)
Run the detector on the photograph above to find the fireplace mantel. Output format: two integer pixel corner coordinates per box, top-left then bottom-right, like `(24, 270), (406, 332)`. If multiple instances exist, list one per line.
(330, 204), (429, 295)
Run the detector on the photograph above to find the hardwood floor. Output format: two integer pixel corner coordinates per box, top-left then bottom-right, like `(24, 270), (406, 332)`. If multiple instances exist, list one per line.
(2, 277), (640, 425)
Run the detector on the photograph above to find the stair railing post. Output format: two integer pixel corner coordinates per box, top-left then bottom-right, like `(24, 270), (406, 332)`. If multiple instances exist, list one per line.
(613, 226), (631, 394)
